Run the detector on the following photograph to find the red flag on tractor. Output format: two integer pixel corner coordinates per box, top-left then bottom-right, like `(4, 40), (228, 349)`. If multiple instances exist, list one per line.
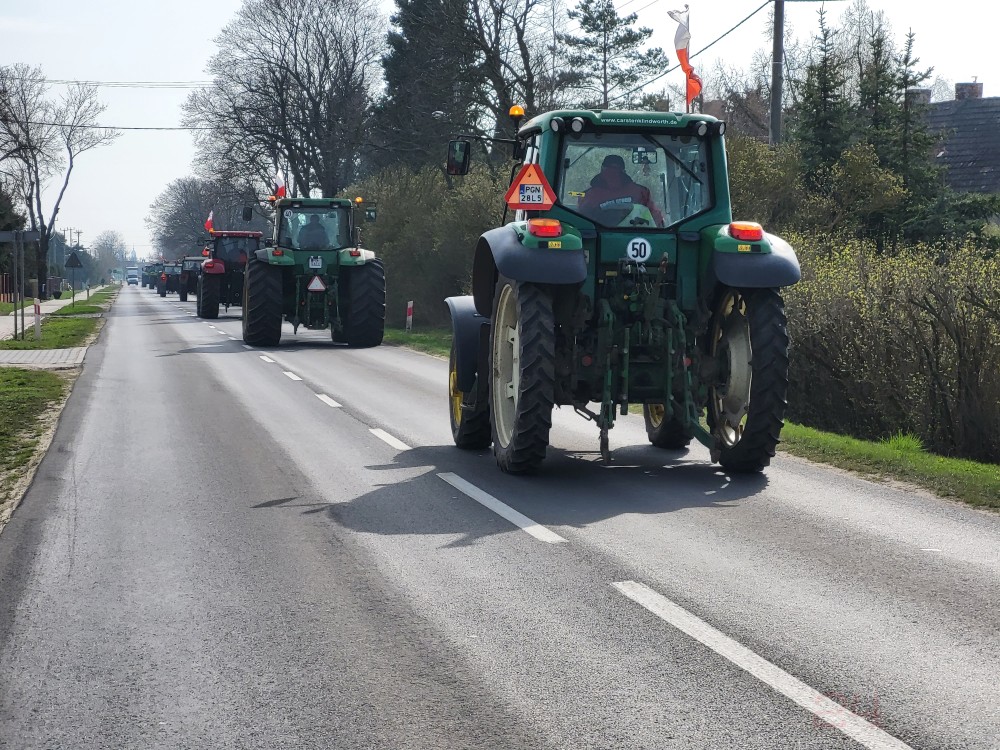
(668, 5), (702, 111)
(274, 171), (286, 199)
(204, 211), (214, 233)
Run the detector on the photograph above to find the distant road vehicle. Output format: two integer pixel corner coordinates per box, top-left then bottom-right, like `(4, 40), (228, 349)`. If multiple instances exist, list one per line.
(126, 267), (139, 286)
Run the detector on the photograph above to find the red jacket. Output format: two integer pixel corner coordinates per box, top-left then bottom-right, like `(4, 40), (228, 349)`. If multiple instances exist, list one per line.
(578, 173), (665, 227)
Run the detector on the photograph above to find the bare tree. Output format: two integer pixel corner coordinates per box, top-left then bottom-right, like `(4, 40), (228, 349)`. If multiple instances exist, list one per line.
(0, 64), (118, 296)
(146, 177), (267, 259)
(185, 0), (385, 198)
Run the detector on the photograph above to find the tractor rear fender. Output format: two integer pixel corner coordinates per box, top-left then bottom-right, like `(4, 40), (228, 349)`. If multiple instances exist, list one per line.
(472, 225), (587, 317)
(711, 233), (801, 288)
(446, 295), (489, 395)
(202, 259), (226, 275)
(253, 248), (295, 266)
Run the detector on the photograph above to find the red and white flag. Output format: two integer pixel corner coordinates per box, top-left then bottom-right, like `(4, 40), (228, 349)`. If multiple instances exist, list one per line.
(274, 171), (286, 199)
(204, 211), (214, 233)
(668, 5), (703, 110)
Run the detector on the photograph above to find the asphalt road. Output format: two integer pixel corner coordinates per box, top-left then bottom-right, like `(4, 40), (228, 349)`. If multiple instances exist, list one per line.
(1, 287), (997, 749)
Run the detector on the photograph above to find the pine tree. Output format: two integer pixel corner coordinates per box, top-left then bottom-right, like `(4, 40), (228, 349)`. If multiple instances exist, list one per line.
(557, 0), (669, 109)
(369, 0), (481, 170)
(792, 9), (852, 180)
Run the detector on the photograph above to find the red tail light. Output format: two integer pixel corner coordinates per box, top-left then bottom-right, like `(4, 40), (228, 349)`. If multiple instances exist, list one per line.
(272, 249), (284, 256)
(729, 221), (763, 241)
(349, 250), (361, 257)
(527, 218), (562, 238)
(160, 273), (166, 280)
(202, 248), (210, 256)
(205, 261), (215, 269)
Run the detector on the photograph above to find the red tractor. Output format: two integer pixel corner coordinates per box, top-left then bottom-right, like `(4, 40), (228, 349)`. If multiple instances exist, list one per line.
(197, 230), (263, 319)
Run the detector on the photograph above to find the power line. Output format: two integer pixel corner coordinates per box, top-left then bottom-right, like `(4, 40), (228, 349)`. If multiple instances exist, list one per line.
(10, 76), (210, 89)
(613, 0), (772, 102)
(25, 120), (210, 131)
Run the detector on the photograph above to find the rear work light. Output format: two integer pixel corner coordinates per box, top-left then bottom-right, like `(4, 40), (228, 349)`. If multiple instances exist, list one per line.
(729, 221), (764, 241)
(527, 218), (562, 238)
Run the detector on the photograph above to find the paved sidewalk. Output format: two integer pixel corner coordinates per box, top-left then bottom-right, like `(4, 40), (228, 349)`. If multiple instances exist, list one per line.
(0, 347), (87, 368)
(0, 286), (113, 341)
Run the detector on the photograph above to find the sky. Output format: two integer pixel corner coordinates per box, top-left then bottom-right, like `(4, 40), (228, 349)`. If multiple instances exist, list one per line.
(3, 0), (994, 260)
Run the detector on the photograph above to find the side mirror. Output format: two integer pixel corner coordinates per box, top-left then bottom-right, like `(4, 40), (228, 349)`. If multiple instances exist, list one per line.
(446, 140), (471, 176)
(365, 206), (377, 222)
(242, 206), (254, 222)
(264, 238), (273, 248)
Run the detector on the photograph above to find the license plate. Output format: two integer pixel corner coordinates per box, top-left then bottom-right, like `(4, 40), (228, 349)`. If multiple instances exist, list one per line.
(308, 256), (322, 269)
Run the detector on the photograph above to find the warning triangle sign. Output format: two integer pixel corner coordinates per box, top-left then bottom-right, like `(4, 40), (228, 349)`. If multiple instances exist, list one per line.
(504, 164), (557, 211)
(307, 275), (327, 292)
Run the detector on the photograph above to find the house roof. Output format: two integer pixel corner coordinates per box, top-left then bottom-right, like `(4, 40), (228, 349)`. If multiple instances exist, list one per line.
(925, 97), (1000, 194)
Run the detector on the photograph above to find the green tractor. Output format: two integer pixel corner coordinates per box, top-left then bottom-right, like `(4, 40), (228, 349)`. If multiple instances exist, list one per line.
(241, 197), (385, 347)
(445, 108), (800, 474)
(178, 256), (203, 302)
(197, 231), (260, 318)
(142, 263), (161, 289)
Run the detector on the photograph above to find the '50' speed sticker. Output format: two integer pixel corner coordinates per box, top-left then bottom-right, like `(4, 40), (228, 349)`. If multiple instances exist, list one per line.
(626, 237), (651, 261)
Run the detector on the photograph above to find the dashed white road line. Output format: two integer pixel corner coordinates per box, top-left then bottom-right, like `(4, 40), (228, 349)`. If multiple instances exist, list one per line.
(259, 355), (275, 363)
(228, 336), (237, 341)
(216, 330), (228, 335)
(283, 371), (302, 381)
(207, 324), (216, 328)
(437, 472), (567, 544)
(316, 394), (342, 408)
(611, 581), (913, 750)
(370, 428), (410, 451)
(241, 344), (252, 350)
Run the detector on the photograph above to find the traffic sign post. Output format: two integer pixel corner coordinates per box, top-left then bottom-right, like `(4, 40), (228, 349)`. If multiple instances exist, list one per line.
(405, 300), (413, 332)
(33, 298), (41, 341)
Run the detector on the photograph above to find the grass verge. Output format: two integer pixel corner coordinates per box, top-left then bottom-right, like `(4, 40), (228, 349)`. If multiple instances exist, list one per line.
(778, 424), (1000, 510)
(0, 300), (30, 316)
(49, 304), (104, 316)
(383, 327), (451, 358)
(384, 325), (999, 509)
(0, 368), (68, 525)
(0, 317), (99, 349)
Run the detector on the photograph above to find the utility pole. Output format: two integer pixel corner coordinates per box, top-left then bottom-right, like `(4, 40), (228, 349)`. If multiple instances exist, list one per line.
(769, 0), (785, 145)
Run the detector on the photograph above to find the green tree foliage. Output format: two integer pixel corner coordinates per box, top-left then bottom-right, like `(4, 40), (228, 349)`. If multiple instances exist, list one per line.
(557, 0), (668, 108)
(348, 165), (507, 326)
(786, 236), (1000, 462)
(791, 10), (852, 180)
(370, 0), (481, 171)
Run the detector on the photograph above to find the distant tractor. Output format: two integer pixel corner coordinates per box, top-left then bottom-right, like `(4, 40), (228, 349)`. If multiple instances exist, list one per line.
(445, 107), (800, 474)
(147, 262), (164, 290)
(197, 231), (260, 319)
(241, 197), (384, 347)
(142, 264), (159, 288)
(178, 257), (202, 302)
(157, 261), (182, 297)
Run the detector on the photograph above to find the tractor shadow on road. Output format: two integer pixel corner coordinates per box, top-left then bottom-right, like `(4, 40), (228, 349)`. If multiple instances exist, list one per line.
(316, 443), (769, 547)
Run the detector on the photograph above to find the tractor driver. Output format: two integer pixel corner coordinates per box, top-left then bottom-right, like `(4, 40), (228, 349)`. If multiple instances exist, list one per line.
(578, 154), (665, 228)
(298, 214), (330, 250)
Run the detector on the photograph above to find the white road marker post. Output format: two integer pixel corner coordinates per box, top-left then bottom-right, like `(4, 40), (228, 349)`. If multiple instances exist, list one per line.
(405, 300), (413, 332)
(33, 298), (41, 340)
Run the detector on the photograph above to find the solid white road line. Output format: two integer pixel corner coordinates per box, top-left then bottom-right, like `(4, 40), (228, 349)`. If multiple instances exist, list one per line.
(437, 472), (567, 544)
(370, 428), (410, 451)
(316, 394), (342, 408)
(283, 371), (302, 381)
(259, 356), (275, 363)
(611, 581), (913, 750)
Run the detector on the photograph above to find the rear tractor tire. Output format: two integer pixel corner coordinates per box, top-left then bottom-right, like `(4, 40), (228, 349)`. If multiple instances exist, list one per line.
(197, 275), (220, 319)
(242, 256), (283, 346)
(707, 287), (789, 473)
(449, 338), (491, 449)
(179, 287), (188, 302)
(157, 282), (166, 298)
(339, 259), (385, 348)
(643, 404), (693, 449)
(489, 275), (554, 474)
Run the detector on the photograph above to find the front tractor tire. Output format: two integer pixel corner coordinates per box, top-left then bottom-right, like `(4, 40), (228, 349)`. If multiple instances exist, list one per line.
(643, 404), (693, 450)
(242, 256), (283, 347)
(707, 288), (789, 473)
(197, 275), (220, 319)
(339, 260), (385, 348)
(489, 276), (555, 474)
(449, 338), (491, 449)
(179, 286), (188, 302)
(157, 281), (166, 298)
